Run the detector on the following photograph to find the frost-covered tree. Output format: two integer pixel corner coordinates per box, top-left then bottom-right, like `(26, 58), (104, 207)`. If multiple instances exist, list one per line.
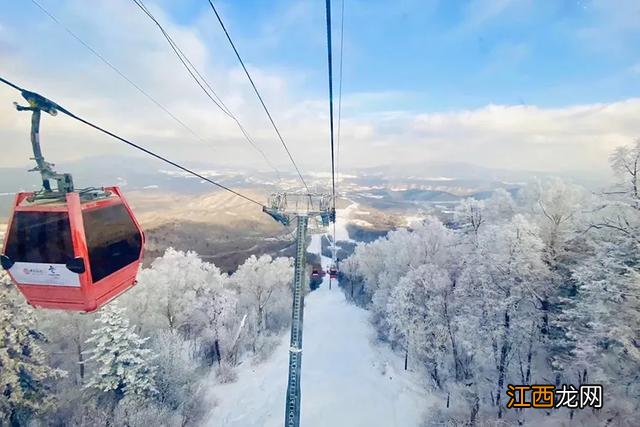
(523, 179), (587, 265)
(148, 330), (207, 425)
(343, 141), (640, 425)
(516, 179), (590, 382)
(127, 248), (241, 367)
(231, 255), (293, 351)
(484, 188), (516, 224)
(191, 285), (239, 366)
(609, 138), (640, 208)
(564, 211), (640, 422)
(36, 310), (94, 386)
(588, 139), (640, 247)
(129, 248), (229, 336)
(84, 303), (157, 411)
(387, 264), (453, 388)
(454, 197), (485, 237)
(476, 215), (548, 417)
(350, 217), (454, 339)
(0, 274), (66, 425)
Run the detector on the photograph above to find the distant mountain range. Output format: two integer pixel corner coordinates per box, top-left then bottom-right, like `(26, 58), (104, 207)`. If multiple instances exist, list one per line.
(0, 155), (611, 218)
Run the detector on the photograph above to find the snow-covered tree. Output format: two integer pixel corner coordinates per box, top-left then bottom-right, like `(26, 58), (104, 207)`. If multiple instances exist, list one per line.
(454, 197), (485, 236)
(348, 217), (454, 339)
(127, 248), (242, 367)
(387, 264), (453, 388)
(191, 285), (239, 366)
(587, 139), (640, 248)
(524, 179), (587, 265)
(476, 215), (548, 417)
(148, 330), (207, 425)
(563, 214), (640, 422)
(84, 303), (157, 409)
(231, 255), (293, 351)
(129, 248), (229, 336)
(609, 138), (640, 208)
(0, 274), (66, 425)
(36, 310), (94, 386)
(340, 141), (640, 425)
(485, 188), (516, 224)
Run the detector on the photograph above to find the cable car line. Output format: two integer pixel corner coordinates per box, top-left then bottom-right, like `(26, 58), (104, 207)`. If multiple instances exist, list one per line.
(0, 76), (265, 208)
(131, 0), (226, 112)
(207, 0), (311, 193)
(333, 0), (345, 266)
(130, 0), (282, 178)
(325, 0), (337, 205)
(29, 0), (211, 151)
(325, 0), (339, 278)
(336, 0), (345, 190)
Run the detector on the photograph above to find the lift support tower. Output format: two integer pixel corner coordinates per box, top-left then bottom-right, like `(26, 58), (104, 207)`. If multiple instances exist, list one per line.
(263, 192), (335, 427)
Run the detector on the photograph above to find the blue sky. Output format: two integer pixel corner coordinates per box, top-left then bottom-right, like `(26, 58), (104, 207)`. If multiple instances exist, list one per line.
(154, 0), (640, 110)
(0, 0), (639, 174)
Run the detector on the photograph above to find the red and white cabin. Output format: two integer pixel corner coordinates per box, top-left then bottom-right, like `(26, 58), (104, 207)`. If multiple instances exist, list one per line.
(1, 186), (144, 312)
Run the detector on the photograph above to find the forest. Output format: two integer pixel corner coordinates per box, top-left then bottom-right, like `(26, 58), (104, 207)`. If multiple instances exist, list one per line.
(341, 140), (640, 425)
(1, 251), (294, 426)
(1, 140), (639, 427)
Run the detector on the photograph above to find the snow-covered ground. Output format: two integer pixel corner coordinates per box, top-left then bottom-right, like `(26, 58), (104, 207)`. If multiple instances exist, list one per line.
(404, 215), (425, 227)
(205, 232), (433, 427)
(350, 219), (373, 227)
(334, 202), (358, 242)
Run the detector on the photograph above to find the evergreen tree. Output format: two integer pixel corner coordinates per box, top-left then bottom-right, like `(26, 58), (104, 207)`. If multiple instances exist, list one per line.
(84, 303), (157, 408)
(0, 275), (66, 426)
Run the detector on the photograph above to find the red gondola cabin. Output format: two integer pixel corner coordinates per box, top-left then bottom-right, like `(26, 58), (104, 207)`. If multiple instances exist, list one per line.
(1, 186), (144, 312)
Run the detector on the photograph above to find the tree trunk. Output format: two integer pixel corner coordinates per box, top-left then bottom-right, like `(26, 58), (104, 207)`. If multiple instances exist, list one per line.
(257, 305), (264, 336)
(430, 364), (442, 390)
(496, 310), (510, 419)
(214, 339), (222, 367)
(470, 392), (479, 426)
(404, 347), (408, 371)
(78, 341), (85, 385)
(10, 408), (20, 427)
(525, 322), (535, 384)
(444, 296), (461, 381)
(540, 298), (549, 335)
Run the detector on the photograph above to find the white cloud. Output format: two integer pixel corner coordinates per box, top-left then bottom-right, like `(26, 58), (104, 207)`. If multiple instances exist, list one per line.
(0, 0), (638, 180)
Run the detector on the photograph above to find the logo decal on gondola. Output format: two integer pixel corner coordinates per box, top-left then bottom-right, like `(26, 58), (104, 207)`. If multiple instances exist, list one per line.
(47, 265), (61, 279)
(18, 266), (60, 278)
(11, 262), (80, 287)
(22, 267), (45, 275)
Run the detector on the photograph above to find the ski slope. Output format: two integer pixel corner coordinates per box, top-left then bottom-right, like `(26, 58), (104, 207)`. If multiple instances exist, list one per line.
(206, 226), (433, 426)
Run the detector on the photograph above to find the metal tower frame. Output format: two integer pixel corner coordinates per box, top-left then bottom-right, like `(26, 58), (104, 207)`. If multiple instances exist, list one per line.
(286, 215), (308, 427)
(263, 192), (335, 427)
